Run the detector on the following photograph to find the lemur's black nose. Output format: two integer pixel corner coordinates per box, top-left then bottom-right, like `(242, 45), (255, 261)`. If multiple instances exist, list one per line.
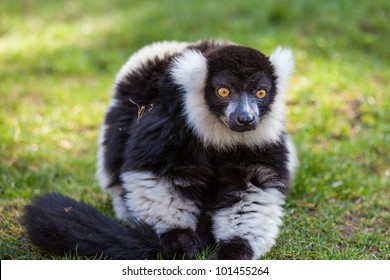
(228, 93), (258, 132)
(237, 115), (256, 127)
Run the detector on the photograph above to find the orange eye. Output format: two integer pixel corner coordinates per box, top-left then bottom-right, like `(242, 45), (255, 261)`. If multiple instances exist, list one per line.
(255, 89), (267, 99)
(217, 87), (230, 98)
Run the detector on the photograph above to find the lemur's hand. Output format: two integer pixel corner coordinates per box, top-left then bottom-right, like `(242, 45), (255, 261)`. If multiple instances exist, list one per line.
(161, 228), (202, 259)
(208, 237), (253, 260)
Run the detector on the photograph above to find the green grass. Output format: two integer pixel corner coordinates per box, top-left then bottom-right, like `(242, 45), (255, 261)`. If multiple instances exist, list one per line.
(1, 0), (389, 260)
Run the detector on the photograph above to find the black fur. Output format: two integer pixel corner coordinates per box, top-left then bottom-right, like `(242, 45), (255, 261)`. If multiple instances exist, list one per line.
(22, 194), (163, 259)
(208, 237), (254, 260)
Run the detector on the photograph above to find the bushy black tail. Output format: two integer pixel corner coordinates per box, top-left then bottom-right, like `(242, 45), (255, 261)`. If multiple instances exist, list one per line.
(22, 194), (163, 259)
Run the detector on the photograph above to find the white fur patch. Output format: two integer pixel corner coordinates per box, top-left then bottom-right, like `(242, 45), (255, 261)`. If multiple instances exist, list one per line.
(115, 41), (189, 88)
(170, 48), (209, 100)
(269, 47), (294, 96)
(95, 123), (111, 189)
(286, 135), (298, 177)
(109, 185), (132, 221)
(212, 187), (285, 259)
(120, 171), (201, 235)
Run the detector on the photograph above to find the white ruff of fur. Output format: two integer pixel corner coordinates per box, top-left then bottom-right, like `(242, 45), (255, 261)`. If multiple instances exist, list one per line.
(171, 47), (294, 150)
(269, 47), (296, 174)
(120, 171), (201, 235)
(114, 41), (189, 88)
(269, 47), (294, 97)
(212, 187), (286, 259)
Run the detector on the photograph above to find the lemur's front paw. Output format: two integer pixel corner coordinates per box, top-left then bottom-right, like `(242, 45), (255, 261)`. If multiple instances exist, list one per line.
(161, 228), (202, 259)
(208, 237), (253, 260)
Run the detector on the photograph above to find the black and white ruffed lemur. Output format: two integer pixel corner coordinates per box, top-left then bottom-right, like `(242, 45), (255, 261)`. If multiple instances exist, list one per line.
(22, 40), (297, 260)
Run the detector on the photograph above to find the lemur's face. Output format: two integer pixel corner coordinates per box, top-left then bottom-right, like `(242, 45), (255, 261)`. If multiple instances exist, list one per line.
(204, 46), (277, 133)
(205, 70), (276, 132)
(171, 43), (292, 147)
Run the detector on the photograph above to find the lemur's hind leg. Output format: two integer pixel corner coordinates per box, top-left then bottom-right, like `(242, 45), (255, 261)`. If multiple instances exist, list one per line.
(120, 170), (202, 259)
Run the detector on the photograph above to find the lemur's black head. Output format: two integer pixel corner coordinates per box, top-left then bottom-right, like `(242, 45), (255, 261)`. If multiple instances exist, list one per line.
(170, 42), (294, 148)
(204, 45), (277, 132)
